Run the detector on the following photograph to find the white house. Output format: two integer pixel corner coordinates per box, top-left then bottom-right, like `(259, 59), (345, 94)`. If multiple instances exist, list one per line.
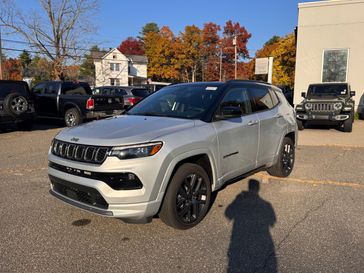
(93, 48), (148, 87)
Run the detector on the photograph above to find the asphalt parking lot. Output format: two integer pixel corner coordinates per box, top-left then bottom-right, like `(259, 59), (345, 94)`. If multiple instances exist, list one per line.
(0, 120), (363, 273)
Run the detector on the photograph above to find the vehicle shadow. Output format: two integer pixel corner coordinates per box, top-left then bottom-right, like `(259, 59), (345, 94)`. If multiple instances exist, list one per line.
(225, 179), (277, 273)
(0, 118), (64, 134)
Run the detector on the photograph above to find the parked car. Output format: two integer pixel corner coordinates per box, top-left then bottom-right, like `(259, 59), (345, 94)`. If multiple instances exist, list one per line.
(48, 80), (297, 229)
(0, 80), (35, 130)
(31, 81), (124, 127)
(295, 83), (355, 132)
(93, 86), (149, 109)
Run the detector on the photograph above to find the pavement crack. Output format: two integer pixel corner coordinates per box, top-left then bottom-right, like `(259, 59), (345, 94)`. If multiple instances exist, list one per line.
(260, 199), (328, 273)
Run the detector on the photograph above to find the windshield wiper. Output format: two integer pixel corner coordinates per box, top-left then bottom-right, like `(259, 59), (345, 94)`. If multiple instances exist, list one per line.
(131, 112), (167, 117)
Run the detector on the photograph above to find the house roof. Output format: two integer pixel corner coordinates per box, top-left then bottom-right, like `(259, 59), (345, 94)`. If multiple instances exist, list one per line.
(125, 54), (148, 64)
(91, 48), (148, 63)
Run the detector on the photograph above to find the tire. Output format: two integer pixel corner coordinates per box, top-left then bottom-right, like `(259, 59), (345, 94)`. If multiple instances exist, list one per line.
(17, 119), (33, 131)
(3, 93), (29, 117)
(267, 137), (295, 177)
(64, 108), (83, 127)
(343, 116), (353, 133)
(296, 119), (305, 131)
(159, 163), (212, 230)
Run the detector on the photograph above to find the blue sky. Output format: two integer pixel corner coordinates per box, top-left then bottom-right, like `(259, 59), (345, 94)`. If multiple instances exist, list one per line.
(3, 0), (315, 57)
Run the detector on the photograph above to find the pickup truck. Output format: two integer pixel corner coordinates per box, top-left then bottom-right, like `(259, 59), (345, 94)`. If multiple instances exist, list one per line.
(31, 81), (124, 126)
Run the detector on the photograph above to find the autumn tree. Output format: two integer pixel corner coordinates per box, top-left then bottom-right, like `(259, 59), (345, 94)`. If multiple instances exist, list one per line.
(117, 37), (144, 55)
(28, 55), (53, 85)
(201, 22), (221, 81)
(250, 33), (296, 87)
(221, 20), (251, 80)
(3, 58), (23, 80)
(0, 0), (98, 80)
(144, 26), (178, 81)
(179, 25), (203, 82)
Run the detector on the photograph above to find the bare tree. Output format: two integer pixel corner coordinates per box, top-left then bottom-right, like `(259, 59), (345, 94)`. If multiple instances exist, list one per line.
(0, 0), (97, 79)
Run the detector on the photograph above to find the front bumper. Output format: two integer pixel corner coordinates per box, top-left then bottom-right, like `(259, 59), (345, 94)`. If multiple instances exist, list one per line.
(48, 151), (166, 220)
(296, 112), (350, 122)
(85, 110), (123, 120)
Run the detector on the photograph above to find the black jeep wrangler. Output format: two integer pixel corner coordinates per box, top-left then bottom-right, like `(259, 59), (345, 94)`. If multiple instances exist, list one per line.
(0, 80), (35, 130)
(295, 83), (355, 132)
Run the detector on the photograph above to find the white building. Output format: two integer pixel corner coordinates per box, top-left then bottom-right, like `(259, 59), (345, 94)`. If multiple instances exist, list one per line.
(93, 48), (148, 87)
(294, 0), (364, 114)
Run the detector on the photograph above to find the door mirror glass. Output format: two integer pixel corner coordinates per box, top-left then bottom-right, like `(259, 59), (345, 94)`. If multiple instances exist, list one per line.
(350, 91), (356, 97)
(301, 92), (306, 98)
(216, 105), (242, 119)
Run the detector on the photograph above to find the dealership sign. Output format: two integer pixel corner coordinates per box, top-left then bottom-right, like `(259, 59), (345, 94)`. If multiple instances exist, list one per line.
(255, 58), (270, 75)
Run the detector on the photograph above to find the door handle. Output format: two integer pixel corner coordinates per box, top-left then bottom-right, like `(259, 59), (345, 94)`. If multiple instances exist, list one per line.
(248, 120), (258, 126)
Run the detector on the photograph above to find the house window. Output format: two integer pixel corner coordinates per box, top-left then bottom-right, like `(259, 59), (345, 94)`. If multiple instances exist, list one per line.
(110, 63), (120, 71)
(110, 78), (120, 86)
(322, 49), (348, 82)
(113, 54), (117, 59)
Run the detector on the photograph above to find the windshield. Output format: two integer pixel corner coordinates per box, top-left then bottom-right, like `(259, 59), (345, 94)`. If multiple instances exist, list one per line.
(308, 84), (348, 96)
(127, 84), (222, 119)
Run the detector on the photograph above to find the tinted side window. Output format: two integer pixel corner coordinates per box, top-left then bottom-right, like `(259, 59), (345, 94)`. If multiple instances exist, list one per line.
(269, 89), (279, 106)
(250, 86), (274, 112)
(32, 83), (46, 95)
(115, 89), (127, 96)
(219, 87), (252, 116)
(45, 82), (59, 95)
(131, 89), (149, 97)
(62, 83), (89, 95)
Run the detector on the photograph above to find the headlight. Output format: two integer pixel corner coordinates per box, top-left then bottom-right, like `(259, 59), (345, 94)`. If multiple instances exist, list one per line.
(110, 142), (163, 160)
(296, 104), (303, 111)
(305, 103), (312, 110)
(333, 103), (342, 110)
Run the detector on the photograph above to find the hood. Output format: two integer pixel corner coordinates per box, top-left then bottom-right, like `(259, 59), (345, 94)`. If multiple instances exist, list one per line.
(56, 115), (195, 146)
(305, 96), (346, 103)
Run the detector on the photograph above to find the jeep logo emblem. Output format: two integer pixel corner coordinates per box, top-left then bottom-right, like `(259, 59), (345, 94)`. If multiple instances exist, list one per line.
(70, 137), (79, 142)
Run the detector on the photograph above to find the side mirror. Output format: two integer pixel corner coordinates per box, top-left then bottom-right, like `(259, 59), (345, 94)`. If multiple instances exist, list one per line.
(301, 92), (306, 98)
(216, 105), (242, 119)
(350, 91), (356, 97)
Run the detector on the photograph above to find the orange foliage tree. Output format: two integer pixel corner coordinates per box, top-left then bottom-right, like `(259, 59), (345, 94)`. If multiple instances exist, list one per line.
(3, 58), (23, 80)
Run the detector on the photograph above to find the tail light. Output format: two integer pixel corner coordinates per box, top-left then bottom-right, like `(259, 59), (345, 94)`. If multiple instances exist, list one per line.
(128, 97), (141, 105)
(86, 98), (95, 110)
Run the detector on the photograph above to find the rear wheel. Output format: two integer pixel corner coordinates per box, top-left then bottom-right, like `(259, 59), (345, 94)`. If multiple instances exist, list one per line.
(343, 116), (353, 132)
(64, 108), (83, 127)
(267, 137), (295, 177)
(4, 93), (29, 117)
(297, 119), (305, 130)
(159, 163), (211, 230)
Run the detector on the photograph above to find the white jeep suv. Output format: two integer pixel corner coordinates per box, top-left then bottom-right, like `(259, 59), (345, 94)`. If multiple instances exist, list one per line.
(48, 81), (297, 229)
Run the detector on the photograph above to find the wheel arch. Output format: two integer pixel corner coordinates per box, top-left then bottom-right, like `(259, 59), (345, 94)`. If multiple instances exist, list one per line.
(62, 103), (82, 117)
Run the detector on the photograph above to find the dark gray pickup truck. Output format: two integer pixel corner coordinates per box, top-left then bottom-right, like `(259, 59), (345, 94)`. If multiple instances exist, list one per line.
(31, 81), (124, 126)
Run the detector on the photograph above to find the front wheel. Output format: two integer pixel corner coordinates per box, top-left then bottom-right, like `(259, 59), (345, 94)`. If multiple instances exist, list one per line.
(343, 116), (353, 132)
(64, 108), (83, 127)
(297, 119), (305, 130)
(159, 163), (212, 230)
(267, 137), (295, 177)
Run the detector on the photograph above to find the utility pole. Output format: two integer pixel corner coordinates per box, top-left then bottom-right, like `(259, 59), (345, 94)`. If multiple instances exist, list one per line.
(233, 35), (237, 79)
(0, 25), (3, 80)
(219, 47), (222, 82)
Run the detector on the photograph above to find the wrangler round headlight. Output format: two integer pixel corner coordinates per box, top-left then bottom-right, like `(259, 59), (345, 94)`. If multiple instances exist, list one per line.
(110, 142), (163, 160)
(305, 103), (312, 110)
(333, 102), (342, 110)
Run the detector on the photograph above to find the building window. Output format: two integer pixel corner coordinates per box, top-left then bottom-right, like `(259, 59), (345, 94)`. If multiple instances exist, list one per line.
(110, 63), (120, 71)
(112, 54), (117, 59)
(322, 49), (348, 82)
(110, 78), (120, 86)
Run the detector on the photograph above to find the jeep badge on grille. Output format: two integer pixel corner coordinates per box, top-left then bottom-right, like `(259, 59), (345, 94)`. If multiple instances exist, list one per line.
(70, 137), (79, 142)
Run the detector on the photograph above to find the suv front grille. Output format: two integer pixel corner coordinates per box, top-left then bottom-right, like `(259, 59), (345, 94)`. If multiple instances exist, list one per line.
(52, 139), (111, 164)
(311, 103), (334, 112)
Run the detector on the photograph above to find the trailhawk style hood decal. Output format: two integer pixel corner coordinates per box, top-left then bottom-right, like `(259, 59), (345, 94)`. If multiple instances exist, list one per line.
(56, 115), (196, 146)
